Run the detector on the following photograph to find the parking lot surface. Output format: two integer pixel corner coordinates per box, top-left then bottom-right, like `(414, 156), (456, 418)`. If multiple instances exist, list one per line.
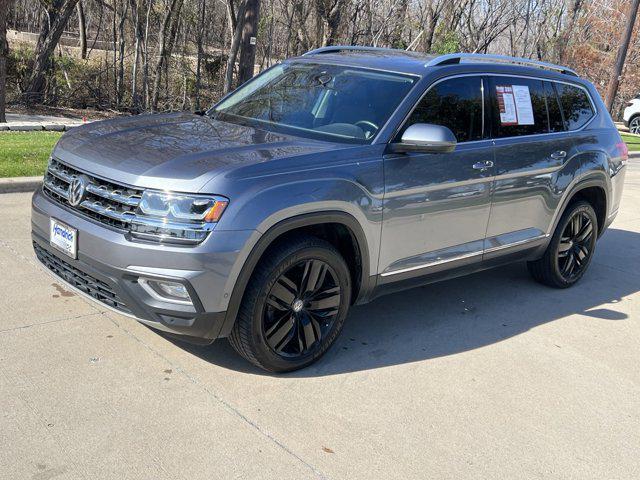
(1, 160), (640, 479)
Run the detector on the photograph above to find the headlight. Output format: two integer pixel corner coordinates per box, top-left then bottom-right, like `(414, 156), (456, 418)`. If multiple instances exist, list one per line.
(130, 192), (228, 245)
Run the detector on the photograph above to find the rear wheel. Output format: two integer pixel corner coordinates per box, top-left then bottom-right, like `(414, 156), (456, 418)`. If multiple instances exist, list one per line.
(229, 235), (351, 372)
(528, 200), (597, 288)
(630, 115), (640, 135)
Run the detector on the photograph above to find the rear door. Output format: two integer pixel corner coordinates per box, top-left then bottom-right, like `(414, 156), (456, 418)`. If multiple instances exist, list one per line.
(379, 75), (495, 279)
(484, 75), (577, 258)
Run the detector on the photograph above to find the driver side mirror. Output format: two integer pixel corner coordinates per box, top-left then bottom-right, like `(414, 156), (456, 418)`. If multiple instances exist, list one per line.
(388, 123), (457, 154)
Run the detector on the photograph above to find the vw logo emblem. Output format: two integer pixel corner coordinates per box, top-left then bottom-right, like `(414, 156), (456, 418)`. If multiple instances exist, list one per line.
(68, 176), (88, 207)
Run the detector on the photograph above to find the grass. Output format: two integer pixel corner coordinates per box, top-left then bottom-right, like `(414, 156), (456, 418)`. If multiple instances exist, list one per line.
(621, 133), (640, 152)
(0, 131), (63, 177)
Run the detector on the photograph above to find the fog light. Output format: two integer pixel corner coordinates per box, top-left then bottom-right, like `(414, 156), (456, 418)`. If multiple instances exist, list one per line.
(139, 278), (193, 305)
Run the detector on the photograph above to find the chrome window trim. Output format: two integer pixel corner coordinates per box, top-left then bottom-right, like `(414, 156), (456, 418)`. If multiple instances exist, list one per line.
(486, 74), (597, 138)
(388, 72), (598, 146)
(380, 250), (483, 277)
(483, 234), (549, 254)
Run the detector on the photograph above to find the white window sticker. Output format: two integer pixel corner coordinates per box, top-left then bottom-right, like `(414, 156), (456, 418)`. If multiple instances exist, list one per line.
(496, 84), (535, 126)
(496, 85), (517, 125)
(512, 85), (534, 125)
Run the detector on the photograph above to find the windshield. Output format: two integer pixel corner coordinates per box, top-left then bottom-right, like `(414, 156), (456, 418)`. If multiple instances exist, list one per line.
(211, 63), (417, 144)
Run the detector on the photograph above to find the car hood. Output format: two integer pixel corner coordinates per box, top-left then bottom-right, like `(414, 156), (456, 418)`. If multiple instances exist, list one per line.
(53, 112), (338, 192)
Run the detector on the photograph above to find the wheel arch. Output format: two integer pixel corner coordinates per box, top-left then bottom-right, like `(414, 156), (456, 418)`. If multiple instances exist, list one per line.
(551, 176), (609, 239)
(217, 211), (373, 337)
(628, 113), (640, 133)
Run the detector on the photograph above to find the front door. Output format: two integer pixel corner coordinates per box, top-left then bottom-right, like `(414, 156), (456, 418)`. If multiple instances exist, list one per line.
(379, 75), (494, 279)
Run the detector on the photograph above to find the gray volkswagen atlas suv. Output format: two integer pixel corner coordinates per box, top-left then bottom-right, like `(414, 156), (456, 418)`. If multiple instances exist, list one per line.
(32, 47), (628, 371)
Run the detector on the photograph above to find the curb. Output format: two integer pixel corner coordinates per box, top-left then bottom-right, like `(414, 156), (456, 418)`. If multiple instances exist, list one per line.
(0, 176), (43, 193)
(0, 124), (81, 132)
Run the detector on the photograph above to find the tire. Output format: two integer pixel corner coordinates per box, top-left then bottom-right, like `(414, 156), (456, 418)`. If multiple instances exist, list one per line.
(527, 200), (598, 288)
(229, 234), (351, 372)
(630, 115), (640, 135)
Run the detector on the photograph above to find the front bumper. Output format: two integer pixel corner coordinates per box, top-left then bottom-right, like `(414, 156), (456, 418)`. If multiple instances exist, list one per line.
(31, 188), (255, 341)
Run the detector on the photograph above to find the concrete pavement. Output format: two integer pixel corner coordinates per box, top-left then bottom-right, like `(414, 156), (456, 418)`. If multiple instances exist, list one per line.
(1, 164), (640, 479)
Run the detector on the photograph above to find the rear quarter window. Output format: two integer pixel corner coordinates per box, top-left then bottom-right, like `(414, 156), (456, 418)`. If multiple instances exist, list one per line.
(556, 83), (594, 130)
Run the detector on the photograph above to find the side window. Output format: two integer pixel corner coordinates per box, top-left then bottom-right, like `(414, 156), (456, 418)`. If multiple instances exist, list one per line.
(402, 76), (483, 143)
(544, 81), (565, 133)
(556, 83), (594, 130)
(490, 76), (549, 138)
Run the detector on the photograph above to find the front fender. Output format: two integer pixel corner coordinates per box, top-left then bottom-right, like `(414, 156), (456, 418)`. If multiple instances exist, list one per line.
(205, 157), (384, 334)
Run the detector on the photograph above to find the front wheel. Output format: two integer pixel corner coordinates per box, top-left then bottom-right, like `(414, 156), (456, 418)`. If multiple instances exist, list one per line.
(528, 200), (598, 288)
(229, 235), (351, 372)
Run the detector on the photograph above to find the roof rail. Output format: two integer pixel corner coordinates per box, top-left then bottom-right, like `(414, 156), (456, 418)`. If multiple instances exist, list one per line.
(302, 45), (408, 56)
(426, 53), (578, 77)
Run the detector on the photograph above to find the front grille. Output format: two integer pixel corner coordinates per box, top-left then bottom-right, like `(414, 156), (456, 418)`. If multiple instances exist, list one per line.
(43, 158), (143, 230)
(34, 242), (132, 315)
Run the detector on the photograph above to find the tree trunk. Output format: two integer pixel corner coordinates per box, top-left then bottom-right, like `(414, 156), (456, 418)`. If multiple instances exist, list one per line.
(389, 0), (407, 48)
(0, 0), (9, 123)
(142, 0), (151, 109)
(151, 0), (183, 111)
(130, 0), (144, 110)
(195, 0), (205, 111)
(237, 0), (260, 86)
(76, 0), (86, 59)
(556, 0), (583, 63)
(24, 0), (80, 104)
(316, 0), (344, 46)
(223, 0), (247, 94)
(116, 0), (128, 106)
(605, 0), (640, 113)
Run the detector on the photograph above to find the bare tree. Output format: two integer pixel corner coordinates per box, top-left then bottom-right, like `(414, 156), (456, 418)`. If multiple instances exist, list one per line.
(24, 0), (80, 103)
(2, 0), (639, 117)
(316, 0), (345, 46)
(76, 0), (87, 59)
(237, 0), (261, 85)
(223, 0), (247, 94)
(151, 0), (184, 110)
(194, 0), (206, 110)
(0, 0), (10, 123)
(605, 0), (640, 112)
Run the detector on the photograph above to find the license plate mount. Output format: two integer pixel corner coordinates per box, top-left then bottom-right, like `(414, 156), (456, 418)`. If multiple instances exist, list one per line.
(50, 218), (77, 259)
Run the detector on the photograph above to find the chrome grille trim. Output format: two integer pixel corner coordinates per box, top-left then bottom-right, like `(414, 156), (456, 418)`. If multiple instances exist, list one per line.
(42, 158), (220, 245)
(43, 158), (143, 231)
(79, 200), (138, 224)
(85, 183), (142, 207)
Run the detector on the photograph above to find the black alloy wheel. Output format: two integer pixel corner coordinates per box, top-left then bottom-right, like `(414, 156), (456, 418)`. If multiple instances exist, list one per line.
(556, 210), (595, 282)
(528, 200), (598, 288)
(263, 258), (341, 357)
(229, 235), (351, 372)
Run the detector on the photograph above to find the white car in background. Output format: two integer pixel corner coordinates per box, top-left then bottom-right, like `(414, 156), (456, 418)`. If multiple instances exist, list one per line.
(624, 94), (640, 134)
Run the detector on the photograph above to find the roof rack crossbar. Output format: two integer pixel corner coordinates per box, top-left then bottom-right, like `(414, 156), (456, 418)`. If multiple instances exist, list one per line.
(426, 53), (578, 76)
(302, 46), (405, 56)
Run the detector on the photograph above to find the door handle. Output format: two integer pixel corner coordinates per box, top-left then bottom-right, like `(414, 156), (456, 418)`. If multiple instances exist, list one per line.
(472, 160), (494, 171)
(550, 150), (567, 160)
